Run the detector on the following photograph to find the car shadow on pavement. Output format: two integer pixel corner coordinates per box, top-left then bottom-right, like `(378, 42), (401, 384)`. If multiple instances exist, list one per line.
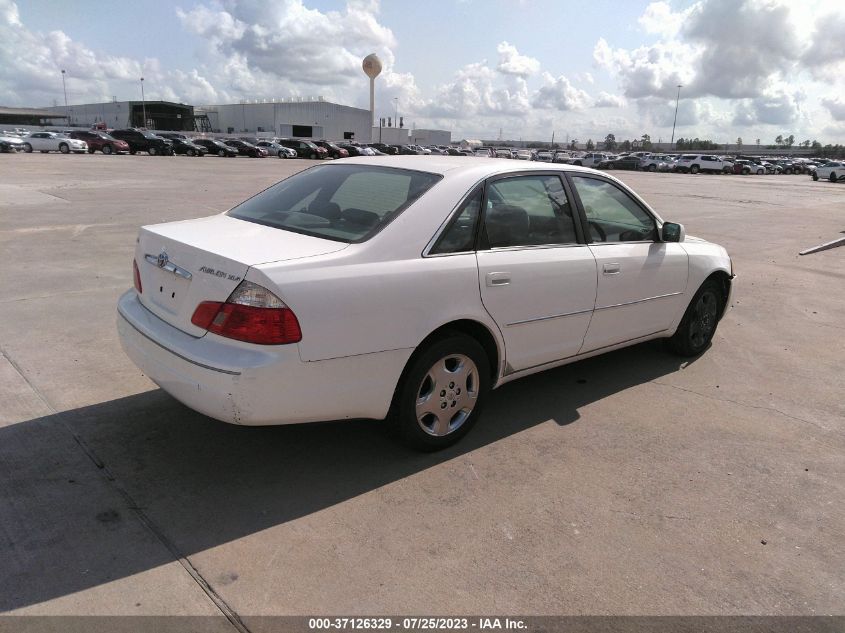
(0, 341), (692, 611)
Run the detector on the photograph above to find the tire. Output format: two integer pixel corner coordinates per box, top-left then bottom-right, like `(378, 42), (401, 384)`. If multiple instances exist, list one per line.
(102, 144), (113, 155)
(187, 149), (196, 157)
(310, 152), (317, 159)
(722, 166), (732, 174)
(278, 151), (284, 159)
(830, 172), (837, 182)
(88, 147), (95, 154)
(648, 164), (657, 172)
(129, 148), (136, 155)
(23, 143), (32, 153)
(148, 146), (158, 156)
(690, 165), (700, 174)
(742, 168), (750, 175)
(391, 334), (491, 451)
(59, 143), (69, 154)
(217, 149), (225, 157)
(668, 279), (723, 357)
(756, 169), (763, 175)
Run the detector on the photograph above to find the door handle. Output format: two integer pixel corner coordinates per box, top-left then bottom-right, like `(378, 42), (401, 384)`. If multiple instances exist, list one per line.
(486, 272), (511, 287)
(603, 263), (621, 275)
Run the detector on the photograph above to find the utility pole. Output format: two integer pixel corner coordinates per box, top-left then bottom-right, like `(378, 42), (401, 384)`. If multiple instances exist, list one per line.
(670, 84), (682, 146)
(61, 70), (69, 125)
(140, 77), (146, 128)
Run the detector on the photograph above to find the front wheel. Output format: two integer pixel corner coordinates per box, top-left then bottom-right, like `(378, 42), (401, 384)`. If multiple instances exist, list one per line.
(23, 143), (32, 153)
(102, 144), (113, 155)
(187, 149), (196, 157)
(690, 165), (700, 174)
(392, 334), (490, 451)
(648, 164), (657, 172)
(59, 143), (69, 154)
(830, 172), (838, 182)
(723, 166), (732, 174)
(812, 172), (818, 181)
(310, 152), (317, 159)
(148, 146), (158, 156)
(668, 279), (723, 357)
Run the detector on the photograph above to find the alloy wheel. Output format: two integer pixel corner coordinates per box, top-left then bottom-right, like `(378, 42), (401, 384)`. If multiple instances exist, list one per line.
(415, 354), (479, 437)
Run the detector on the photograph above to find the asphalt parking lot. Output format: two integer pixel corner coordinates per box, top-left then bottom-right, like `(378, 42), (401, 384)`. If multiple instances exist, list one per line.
(1, 154), (843, 619)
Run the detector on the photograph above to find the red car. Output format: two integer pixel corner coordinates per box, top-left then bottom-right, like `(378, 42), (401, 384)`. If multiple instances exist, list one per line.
(68, 130), (130, 155)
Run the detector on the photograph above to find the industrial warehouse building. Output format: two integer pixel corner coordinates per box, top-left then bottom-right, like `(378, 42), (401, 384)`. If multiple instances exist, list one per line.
(35, 97), (449, 145)
(200, 98), (373, 142)
(42, 100), (197, 131)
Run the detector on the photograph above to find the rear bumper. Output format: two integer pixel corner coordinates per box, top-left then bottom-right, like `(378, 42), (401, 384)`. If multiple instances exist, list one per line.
(117, 290), (411, 426)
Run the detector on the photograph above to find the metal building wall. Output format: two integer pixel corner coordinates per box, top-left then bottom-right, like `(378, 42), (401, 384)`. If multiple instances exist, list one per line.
(43, 102), (134, 128)
(204, 101), (372, 141)
(409, 129), (451, 146)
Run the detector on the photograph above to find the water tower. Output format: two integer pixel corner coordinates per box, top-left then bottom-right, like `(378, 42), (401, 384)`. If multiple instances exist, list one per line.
(362, 54), (382, 129)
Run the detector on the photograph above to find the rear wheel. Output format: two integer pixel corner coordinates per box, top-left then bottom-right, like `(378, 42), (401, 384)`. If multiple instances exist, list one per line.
(648, 164), (657, 172)
(23, 143), (32, 153)
(392, 334), (490, 451)
(187, 149), (196, 157)
(812, 172), (818, 181)
(668, 279), (723, 357)
(88, 147), (95, 154)
(830, 172), (838, 182)
(59, 143), (69, 154)
(722, 166), (732, 174)
(690, 165), (700, 174)
(129, 148), (136, 155)
(102, 144), (113, 155)
(310, 152), (317, 159)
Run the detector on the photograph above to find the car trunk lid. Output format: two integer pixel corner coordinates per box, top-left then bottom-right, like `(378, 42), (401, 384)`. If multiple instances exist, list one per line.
(135, 214), (347, 336)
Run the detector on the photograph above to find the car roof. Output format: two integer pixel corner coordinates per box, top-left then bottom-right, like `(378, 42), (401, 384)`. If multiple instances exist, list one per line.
(331, 155), (608, 178)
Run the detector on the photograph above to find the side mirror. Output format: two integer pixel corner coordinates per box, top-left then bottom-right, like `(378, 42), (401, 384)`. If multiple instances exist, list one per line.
(662, 222), (685, 242)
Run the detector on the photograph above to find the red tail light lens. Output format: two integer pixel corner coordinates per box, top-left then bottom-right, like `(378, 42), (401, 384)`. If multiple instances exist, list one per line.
(133, 259), (142, 294)
(190, 281), (301, 345)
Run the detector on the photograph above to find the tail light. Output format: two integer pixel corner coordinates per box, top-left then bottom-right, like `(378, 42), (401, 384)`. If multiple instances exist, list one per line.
(133, 259), (142, 294)
(190, 281), (301, 345)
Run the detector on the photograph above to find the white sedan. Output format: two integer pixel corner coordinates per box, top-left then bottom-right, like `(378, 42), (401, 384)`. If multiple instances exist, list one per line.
(23, 132), (88, 154)
(117, 158), (734, 449)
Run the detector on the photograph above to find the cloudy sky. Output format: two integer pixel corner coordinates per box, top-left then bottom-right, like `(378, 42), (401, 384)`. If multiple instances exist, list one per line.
(3, 0), (845, 143)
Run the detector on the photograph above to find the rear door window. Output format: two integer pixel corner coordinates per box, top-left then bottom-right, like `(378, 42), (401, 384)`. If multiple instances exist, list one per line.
(483, 175), (578, 248)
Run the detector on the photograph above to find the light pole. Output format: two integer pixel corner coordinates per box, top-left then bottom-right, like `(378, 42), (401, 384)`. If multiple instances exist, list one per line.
(140, 77), (146, 128)
(670, 84), (682, 147)
(393, 97), (399, 131)
(61, 70), (69, 125)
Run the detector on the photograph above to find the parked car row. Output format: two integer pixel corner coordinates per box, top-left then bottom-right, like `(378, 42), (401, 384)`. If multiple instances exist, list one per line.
(3, 128), (841, 183)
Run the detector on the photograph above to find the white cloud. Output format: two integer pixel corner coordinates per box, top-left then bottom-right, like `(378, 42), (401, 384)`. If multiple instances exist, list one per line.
(533, 72), (589, 111)
(638, 1), (691, 37)
(495, 41), (540, 77)
(821, 98), (845, 122)
(594, 92), (625, 108)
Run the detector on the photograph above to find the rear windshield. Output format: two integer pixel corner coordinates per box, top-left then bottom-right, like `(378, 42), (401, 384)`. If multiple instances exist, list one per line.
(227, 164), (442, 243)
